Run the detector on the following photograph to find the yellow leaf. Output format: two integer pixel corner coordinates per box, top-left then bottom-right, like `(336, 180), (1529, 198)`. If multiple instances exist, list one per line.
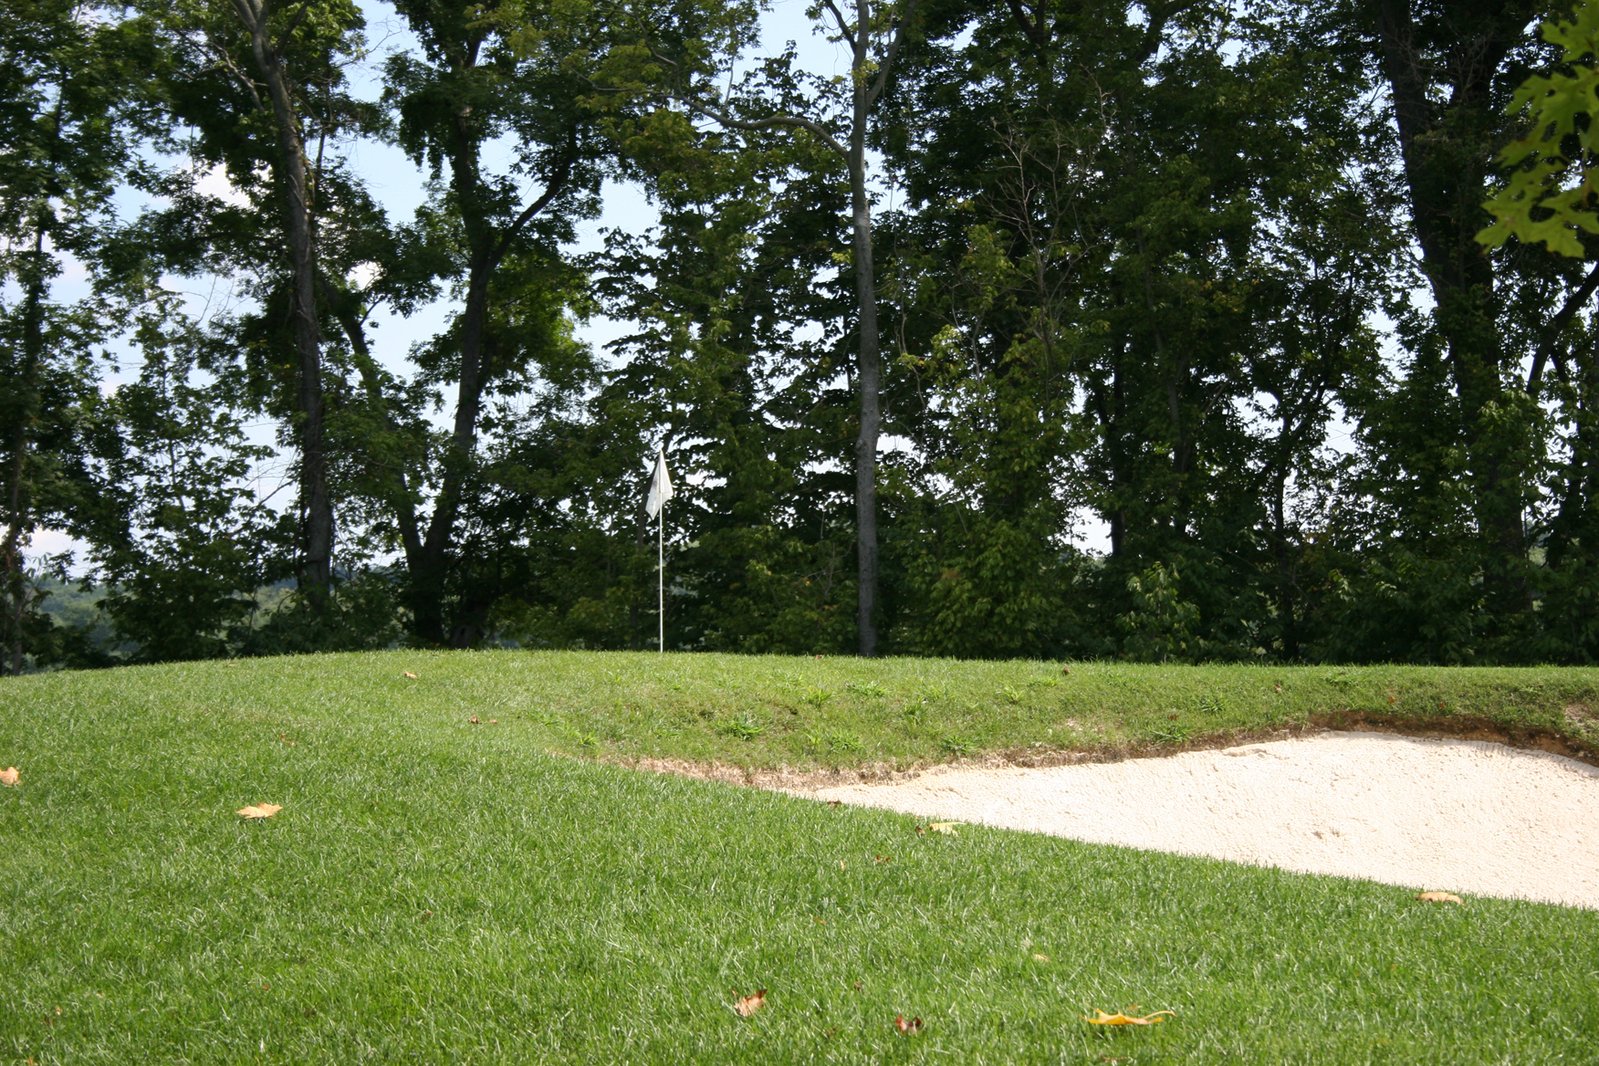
(0, 766), (18, 787)
(402, 671), (418, 680)
(1416, 891), (1463, 904)
(733, 989), (766, 1017)
(237, 803), (282, 820)
(1084, 1009), (1175, 1026)
(927, 821), (962, 835)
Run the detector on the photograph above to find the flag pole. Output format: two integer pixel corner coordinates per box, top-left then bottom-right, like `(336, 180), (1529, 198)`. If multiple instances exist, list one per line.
(647, 447), (672, 654)
(657, 494), (665, 654)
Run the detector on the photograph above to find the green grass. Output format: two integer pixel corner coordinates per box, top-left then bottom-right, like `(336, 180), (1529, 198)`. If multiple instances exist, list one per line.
(3, 651), (1598, 1063)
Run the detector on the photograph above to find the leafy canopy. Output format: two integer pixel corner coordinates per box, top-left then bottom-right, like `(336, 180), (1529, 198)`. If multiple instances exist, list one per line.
(1480, 0), (1599, 257)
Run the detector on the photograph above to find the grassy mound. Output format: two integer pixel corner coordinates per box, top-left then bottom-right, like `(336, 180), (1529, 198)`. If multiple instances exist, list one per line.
(3, 651), (1596, 1062)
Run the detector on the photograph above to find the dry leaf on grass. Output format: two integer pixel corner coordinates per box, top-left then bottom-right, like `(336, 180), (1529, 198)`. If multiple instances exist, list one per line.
(733, 990), (767, 1017)
(237, 803), (282, 820)
(1416, 891), (1463, 904)
(894, 1015), (924, 1034)
(1084, 1009), (1175, 1027)
(0, 766), (19, 787)
(916, 821), (963, 836)
(402, 671), (419, 680)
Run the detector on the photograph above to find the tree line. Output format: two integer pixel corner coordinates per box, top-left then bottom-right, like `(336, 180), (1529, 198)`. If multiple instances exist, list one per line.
(5, 0), (1599, 670)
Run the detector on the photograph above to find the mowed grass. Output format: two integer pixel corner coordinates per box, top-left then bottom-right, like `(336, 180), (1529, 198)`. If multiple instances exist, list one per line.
(2, 651), (1597, 1063)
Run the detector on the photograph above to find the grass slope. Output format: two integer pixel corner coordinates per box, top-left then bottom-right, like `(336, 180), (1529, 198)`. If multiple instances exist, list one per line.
(2, 651), (1597, 1063)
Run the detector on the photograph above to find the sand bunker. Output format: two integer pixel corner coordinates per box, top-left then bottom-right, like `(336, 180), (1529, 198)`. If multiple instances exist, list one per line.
(787, 731), (1599, 910)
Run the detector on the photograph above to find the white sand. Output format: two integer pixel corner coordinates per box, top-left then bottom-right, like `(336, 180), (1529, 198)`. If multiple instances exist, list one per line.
(789, 731), (1599, 910)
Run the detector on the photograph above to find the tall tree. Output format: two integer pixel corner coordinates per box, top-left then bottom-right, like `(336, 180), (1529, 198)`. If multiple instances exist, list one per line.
(139, 0), (373, 618)
(230, 0), (338, 611)
(0, 1), (135, 672)
(1479, 0), (1599, 660)
(580, 97), (857, 653)
(1368, 0), (1547, 635)
(884, 0), (1396, 659)
(665, 0), (921, 655)
(381, 0), (604, 645)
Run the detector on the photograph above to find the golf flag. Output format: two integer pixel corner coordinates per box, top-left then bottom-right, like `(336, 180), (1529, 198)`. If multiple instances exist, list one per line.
(646, 450), (673, 519)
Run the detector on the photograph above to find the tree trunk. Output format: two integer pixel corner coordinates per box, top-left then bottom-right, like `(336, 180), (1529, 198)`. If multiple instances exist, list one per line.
(1373, 0), (1537, 621)
(407, 82), (502, 647)
(1, 226), (48, 675)
(411, 262), (493, 646)
(234, 0), (334, 614)
(849, 98), (881, 658)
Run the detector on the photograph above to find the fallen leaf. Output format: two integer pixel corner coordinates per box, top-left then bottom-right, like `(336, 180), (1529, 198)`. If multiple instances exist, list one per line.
(237, 803), (282, 820)
(874, 854), (892, 864)
(488, 718), (499, 725)
(402, 671), (418, 680)
(1416, 891), (1463, 904)
(1084, 1009), (1174, 1027)
(1, 766), (19, 787)
(469, 715), (481, 725)
(894, 1015), (924, 1034)
(733, 989), (767, 1017)
(1032, 952), (1051, 962)
(925, 821), (962, 835)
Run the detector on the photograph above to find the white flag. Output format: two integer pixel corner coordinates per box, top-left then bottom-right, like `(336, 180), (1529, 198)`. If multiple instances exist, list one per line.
(645, 451), (674, 519)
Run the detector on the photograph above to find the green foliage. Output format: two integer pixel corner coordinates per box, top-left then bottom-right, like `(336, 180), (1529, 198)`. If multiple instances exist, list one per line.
(79, 307), (286, 662)
(1119, 562), (1203, 664)
(1481, 1), (1599, 257)
(0, 0), (145, 673)
(12, 0), (1599, 668)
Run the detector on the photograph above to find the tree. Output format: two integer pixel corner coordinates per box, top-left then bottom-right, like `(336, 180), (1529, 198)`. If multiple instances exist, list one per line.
(883, 0), (1396, 659)
(664, 0), (922, 656)
(580, 99), (859, 654)
(1367, 0), (1548, 639)
(1479, 0), (1599, 661)
(0, 1), (135, 672)
(137, 0), (375, 620)
(380, 0), (605, 645)
(79, 302), (284, 661)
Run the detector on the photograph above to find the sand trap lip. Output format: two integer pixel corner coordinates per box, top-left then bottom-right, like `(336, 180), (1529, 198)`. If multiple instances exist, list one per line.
(784, 731), (1599, 910)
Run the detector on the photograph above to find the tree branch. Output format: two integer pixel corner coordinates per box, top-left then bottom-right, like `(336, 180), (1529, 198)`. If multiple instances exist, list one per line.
(281, 0), (313, 41)
(1002, 0), (1049, 50)
(821, 0), (858, 51)
(682, 96), (848, 159)
(487, 129), (580, 271)
(864, 0), (918, 112)
(1529, 259), (1599, 393)
(1135, 0), (1205, 66)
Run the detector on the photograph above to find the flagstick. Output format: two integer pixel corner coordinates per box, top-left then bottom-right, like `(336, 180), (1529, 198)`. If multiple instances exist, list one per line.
(657, 500), (665, 654)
